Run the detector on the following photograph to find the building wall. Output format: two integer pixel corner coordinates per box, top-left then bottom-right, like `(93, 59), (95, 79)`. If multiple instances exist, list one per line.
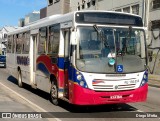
(63, 0), (70, 13)
(1, 28), (9, 43)
(25, 12), (40, 25)
(40, 7), (47, 19)
(0, 26), (19, 55)
(18, 18), (25, 27)
(47, 0), (70, 16)
(47, 1), (62, 16)
(147, 0), (160, 75)
(0, 28), (9, 55)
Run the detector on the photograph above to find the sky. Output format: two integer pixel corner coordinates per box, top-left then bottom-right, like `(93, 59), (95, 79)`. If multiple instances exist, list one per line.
(0, 0), (47, 27)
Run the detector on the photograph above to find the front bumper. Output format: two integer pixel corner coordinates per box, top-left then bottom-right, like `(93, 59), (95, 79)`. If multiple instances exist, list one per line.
(69, 83), (148, 105)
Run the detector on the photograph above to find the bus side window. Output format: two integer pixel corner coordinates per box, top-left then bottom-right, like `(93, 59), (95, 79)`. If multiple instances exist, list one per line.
(38, 27), (47, 54)
(64, 29), (70, 59)
(7, 35), (12, 53)
(48, 24), (60, 55)
(16, 34), (22, 54)
(12, 35), (16, 53)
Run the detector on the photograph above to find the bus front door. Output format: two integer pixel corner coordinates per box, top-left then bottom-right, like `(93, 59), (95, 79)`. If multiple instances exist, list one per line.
(63, 29), (71, 99)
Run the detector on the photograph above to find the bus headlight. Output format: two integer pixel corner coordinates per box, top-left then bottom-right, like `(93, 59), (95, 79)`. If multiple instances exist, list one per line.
(141, 80), (146, 86)
(80, 81), (84, 86)
(140, 71), (148, 87)
(143, 74), (147, 79)
(77, 75), (82, 81)
(76, 73), (88, 88)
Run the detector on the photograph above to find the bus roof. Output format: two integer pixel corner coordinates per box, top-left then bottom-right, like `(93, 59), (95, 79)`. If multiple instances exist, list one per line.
(8, 10), (143, 35)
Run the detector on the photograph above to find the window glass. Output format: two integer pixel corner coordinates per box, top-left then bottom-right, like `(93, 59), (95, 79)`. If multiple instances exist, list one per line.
(76, 26), (146, 73)
(12, 35), (16, 53)
(151, 20), (160, 29)
(22, 32), (30, 54)
(153, 0), (160, 9)
(64, 30), (70, 58)
(16, 34), (22, 54)
(38, 27), (47, 54)
(7, 35), (12, 53)
(132, 4), (139, 15)
(48, 24), (60, 55)
(123, 7), (130, 13)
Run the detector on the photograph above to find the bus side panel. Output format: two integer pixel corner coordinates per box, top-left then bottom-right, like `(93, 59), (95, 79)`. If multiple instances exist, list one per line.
(35, 70), (51, 93)
(57, 57), (65, 91)
(36, 55), (58, 93)
(16, 54), (30, 85)
(6, 53), (17, 78)
(21, 70), (30, 85)
(57, 57), (70, 98)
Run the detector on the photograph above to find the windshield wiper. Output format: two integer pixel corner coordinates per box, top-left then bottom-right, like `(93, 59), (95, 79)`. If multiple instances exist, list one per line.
(93, 24), (101, 34)
(93, 24), (110, 48)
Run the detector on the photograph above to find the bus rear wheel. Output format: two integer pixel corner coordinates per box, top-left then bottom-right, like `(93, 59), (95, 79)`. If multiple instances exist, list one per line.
(50, 81), (59, 105)
(18, 71), (23, 87)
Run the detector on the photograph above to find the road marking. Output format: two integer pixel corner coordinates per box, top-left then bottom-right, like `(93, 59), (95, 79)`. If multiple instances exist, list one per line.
(0, 82), (62, 121)
(137, 110), (144, 112)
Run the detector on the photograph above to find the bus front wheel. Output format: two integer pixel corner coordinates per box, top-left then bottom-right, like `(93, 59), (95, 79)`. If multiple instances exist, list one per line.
(18, 71), (23, 87)
(50, 81), (59, 105)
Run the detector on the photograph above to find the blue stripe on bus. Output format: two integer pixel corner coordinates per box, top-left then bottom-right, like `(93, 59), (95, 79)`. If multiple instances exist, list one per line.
(57, 57), (77, 82)
(57, 57), (64, 69)
(37, 63), (50, 77)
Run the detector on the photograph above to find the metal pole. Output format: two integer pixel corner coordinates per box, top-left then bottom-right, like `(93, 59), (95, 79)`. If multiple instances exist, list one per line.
(146, 0), (150, 28)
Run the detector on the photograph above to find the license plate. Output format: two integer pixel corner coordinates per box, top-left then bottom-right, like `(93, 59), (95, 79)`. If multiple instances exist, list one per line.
(110, 95), (122, 99)
(124, 79), (139, 85)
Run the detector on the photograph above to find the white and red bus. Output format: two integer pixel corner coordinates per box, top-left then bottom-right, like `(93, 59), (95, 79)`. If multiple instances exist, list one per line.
(7, 10), (148, 105)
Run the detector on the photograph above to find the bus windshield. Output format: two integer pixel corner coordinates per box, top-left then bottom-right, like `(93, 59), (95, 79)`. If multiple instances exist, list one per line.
(76, 26), (146, 73)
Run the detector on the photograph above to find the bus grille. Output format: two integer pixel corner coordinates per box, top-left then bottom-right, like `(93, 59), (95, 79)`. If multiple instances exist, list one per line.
(92, 80), (136, 91)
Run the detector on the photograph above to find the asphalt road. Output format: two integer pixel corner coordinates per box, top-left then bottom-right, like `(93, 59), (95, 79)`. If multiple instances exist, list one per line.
(0, 68), (159, 121)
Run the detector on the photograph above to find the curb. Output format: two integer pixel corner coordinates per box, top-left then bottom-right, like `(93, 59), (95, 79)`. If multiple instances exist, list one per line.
(148, 84), (160, 88)
(148, 79), (160, 81)
(148, 77), (160, 88)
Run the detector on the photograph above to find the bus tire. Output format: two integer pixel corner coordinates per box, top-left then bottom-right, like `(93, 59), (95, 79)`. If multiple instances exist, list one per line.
(50, 81), (59, 105)
(18, 71), (23, 87)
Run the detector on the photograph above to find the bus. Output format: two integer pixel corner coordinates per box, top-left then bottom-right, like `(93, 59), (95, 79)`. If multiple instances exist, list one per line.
(6, 10), (148, 105)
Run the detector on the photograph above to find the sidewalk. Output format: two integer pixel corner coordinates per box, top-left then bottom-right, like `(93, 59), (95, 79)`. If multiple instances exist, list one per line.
(148, 74), (160, 88)
(0, 82), (48, 121)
